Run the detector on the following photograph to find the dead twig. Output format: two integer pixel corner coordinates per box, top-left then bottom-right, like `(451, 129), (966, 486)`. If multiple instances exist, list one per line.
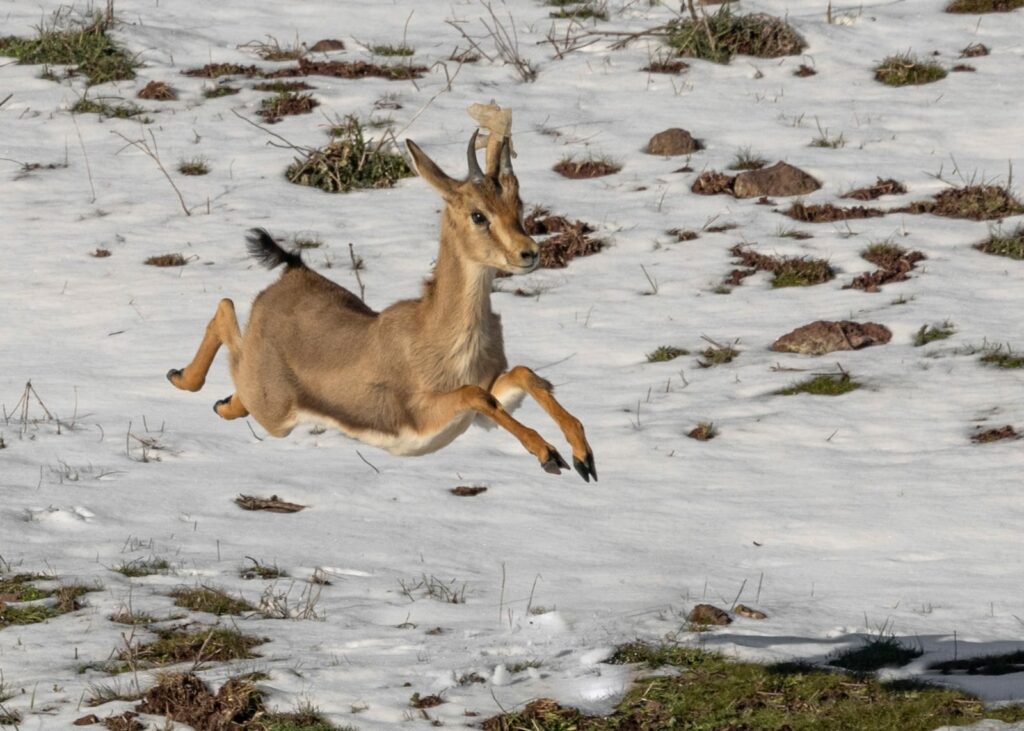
(113, 129), (191, 216)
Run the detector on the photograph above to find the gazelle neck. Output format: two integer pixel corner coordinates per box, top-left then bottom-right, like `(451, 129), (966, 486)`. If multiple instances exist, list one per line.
(423, 210), (495, 335)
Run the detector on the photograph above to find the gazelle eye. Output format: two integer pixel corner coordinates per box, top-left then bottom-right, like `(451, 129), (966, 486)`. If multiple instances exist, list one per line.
(470, 211), (488, 226)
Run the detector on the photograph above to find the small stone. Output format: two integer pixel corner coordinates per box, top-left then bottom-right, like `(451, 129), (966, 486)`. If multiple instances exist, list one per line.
(772, 321), (892, 355)
(733, 161), (820, 198)
(73, 715), (101, 726)
(735, 604), (768, 620)
(688, 603), (732, 626)
(645, 128), (700, 156)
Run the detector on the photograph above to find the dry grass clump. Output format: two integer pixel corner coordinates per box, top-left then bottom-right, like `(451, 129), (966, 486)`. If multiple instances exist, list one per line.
(687, 422), (718, 441)
(691, 170), (735, 195)
(71, 97), (147, 119)
(549, 0), (609, 20)
(170, 586), (254, 616)
(203, 85), (240, 98)
(235, 494), (306, 512)
(978, 344), (1024, 369)
(646, 345), (689, 363)
(794, 63), (817, 77)
(241, 37), (306, 61)
(642, 56), (689, 74)
(728, 245), (834, 288)
(914, 321), (955, 346)
(370, 43), (415, 56)
(523, 207), (604, 268)
(252, 79), (314, 92)
(946, 0), (1024, 11)
(137, 80), (176, 100)
(258, 91), (318, 123)
(665, 6), (806, 63)
(906, 185), (1024, 221)
(91, 248), (112, 257)
(728, 147), (768, 171)
(777, 373), (860, 396)
(960, 42), (990, 57)
(0, 11), (137, 86)
(145, 253), (188, 267)
(783, 202), (886, 222)
(286, 116), (412, 193)
(975, 226), (1024, 259)
(295, 56), (426, 80)
(843, 178), (907, 201)
(553, 155), (621, 179)
(183, 63), (261, 78)
(177, 158), (209, 176)
(697, 338), (739, 367)
(874, 53), (947, 86)
(122, 626), (265, 669)
(668, 228), (699, 241)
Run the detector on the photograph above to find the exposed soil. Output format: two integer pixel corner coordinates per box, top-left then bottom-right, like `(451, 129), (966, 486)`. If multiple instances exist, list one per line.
(450, 486), (488, 497)
(960, 42), (989, 57)
(971, 425), (1018, 443)
(793, 63), (817, 76)
(136, 673), (261, 731)
(295, 56), (427, 80)
(667, 228), (699, 241)
(691, 170), (734, 195)
(783, 202), (886, 222)
(145, 253), (187, 267)
(308, 39), (346, 52)
(523, 207), (604, 269)
(842, 178), (907, 201)
(234, 494), (305, 512)
(902, 185), (1024, 220)
(688, 603), (732, 626)
(642, 59), (689, 74)
(182, 63), (260, 78)
(728, 245), (834, 287)
(846, 247), (926, 292)
(553, 158), (621, 179)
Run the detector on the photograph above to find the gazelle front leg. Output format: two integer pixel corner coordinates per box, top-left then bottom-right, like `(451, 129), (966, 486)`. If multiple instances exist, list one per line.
(428, 386), (570, 475)
(167, 299), (248, 419)
(491, 366), (597, 482)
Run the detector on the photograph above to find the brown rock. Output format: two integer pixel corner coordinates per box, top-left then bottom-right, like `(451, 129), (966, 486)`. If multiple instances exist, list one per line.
(73, 715), (101, 726)
(688, 603), (732, 626)
(309, 39), (346, 52)
(734, 604), (768, 620)
(733, 162), (820, 199)
(645, 128), (699, 156)
(772, 320), (892, 355)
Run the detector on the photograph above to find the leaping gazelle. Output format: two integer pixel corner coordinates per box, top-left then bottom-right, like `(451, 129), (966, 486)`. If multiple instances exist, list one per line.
(166, 108), (596, 481)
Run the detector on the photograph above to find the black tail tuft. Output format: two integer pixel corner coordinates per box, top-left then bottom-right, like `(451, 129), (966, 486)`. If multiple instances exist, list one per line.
(245, 228), (304, 270)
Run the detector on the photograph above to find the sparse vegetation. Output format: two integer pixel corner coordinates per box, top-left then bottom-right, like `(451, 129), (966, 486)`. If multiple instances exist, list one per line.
(370, 43), (415, 56)
(121, 626), (265, 669)
(829, 634), (923, 672)
(0, 580), (96, 629)
(697, 339), (739, 367)
(259, 91), (319, 123)
(177, 157), (209, 176)
(810, 122), (846, 149)
(914, 321), (955, 347)
(843, 178), (907, 200)
(486, 641), (1024, 730)
(665, 6), (807, 64)
(398, 574), (466, 604)
(777, 373), (860, 396)
(971, 425), (1018, 443)
(728, 147), (767, 171)
(170, 585), (254, 615)
(253, 79), (314, 93)
(975, 225), (1024, 259)
(549, 1), (609, 20)
(978, 344), (1024, 369)
(784, 201), (886, 222)
(241, 558), (287, 580)
(906, 185), (1024, 220)
(114, 557), (171, 577)
(729, 245), (834, 288)
(874, 53), (947, 86)
(71, 97), (147, 119)
(203, 85), (240, 98)
(145, 253), (188, 267)
(286, 116), (413, 193)
(646, 346), (688, 362)
(0, 10), (137, 86)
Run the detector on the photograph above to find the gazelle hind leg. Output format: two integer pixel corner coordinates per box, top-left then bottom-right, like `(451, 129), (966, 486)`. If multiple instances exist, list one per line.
(429, 386), (570, 475)
(491, 366), (596, 482)
(167, 299), (243, 392)
(213, 393), (249, 420)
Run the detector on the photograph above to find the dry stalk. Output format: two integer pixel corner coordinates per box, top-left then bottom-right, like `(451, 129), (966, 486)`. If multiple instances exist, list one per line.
(113, 129), (191, 216)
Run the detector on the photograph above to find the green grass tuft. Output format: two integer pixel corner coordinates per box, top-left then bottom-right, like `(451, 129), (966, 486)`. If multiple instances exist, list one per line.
(287, 116), (413, 193)
(114, 557), (171, 577)
(646, 345), (689, 362)
(177, 158), (210, 176)
(728, 146), (768, 171)
(125, 626), (265, 669)
(71, 97), (147, 119)
(0, 11), (136, 86)
(665, 6), (807, 64)
(975, 226), (1024, 259)
(370, 43), (414, 56)
(874, 53), (947, 86)
(979, 344), (1024, 369)
(777, 373), (860, 396)
(914, 321), (955, 347)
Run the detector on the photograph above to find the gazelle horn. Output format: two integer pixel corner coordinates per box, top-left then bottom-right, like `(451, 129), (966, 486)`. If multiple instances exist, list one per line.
(466, 129), (484, 180)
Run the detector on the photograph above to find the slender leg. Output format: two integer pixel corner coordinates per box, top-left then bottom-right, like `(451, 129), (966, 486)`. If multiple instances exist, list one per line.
(213, 393), (249, 420)
(425, 385), (570, 475)
(167, 299), (242, 392)
(491, 366), (596, 482)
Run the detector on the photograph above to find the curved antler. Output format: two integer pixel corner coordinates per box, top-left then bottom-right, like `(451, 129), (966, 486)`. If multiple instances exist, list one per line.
(466, 129), (484, 180)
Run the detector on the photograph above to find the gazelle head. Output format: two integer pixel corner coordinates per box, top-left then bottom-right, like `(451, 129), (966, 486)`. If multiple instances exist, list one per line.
(407, 132), (539, 275)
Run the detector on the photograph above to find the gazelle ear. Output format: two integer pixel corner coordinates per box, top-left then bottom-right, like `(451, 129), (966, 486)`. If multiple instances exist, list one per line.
(406, 139), (458, 198)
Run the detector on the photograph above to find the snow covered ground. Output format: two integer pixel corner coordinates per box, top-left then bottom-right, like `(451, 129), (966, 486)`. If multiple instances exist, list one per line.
(1, 0), (1023, 727)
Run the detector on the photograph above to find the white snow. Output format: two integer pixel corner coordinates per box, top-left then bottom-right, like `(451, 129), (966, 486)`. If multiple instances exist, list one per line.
(1, 0), (1023, 728)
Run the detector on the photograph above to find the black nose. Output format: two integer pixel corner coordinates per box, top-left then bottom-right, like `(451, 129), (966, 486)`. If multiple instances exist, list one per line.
(521, 250), (538, 264)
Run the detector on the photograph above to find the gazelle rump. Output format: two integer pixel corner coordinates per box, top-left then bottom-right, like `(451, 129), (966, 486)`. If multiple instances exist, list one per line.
(166, 129), (596, 481)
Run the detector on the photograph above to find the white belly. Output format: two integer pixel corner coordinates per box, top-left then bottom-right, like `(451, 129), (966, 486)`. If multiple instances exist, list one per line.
(295, 409), (474, 457)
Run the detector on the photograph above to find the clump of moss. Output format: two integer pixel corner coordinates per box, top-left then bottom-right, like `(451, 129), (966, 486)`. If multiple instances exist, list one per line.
(646, 346), (689, 363)
(777, 373), (860, 396)
(286, 116), (413, 193)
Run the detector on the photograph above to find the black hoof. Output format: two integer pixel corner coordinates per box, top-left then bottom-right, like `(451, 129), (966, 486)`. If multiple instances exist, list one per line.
(573, 452), (597, 483)
(213, 395), (232, 414)
(166, 368), (182, 384)
(541, 449), (569, 475)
